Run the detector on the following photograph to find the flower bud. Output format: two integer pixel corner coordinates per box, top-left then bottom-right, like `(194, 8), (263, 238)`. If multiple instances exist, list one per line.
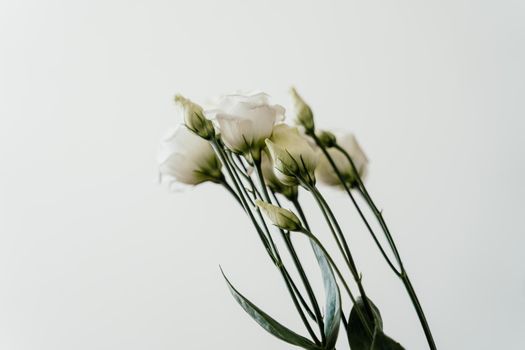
(290, 87), (315, 133)
(175, 94), (215, 140)
(317, 130), (337, 148)
(255, 200), (303, 232)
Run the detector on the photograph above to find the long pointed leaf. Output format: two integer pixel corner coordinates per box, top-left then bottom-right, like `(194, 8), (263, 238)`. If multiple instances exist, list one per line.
(221, 268), (322, 350)
(309, 239), (341, 349)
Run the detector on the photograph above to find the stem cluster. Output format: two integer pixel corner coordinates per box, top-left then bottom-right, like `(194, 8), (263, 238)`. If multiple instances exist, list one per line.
(208, 130), (436, 349)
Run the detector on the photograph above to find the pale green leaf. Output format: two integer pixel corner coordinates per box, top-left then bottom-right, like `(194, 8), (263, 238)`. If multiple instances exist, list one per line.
(221, 268), (322, 350)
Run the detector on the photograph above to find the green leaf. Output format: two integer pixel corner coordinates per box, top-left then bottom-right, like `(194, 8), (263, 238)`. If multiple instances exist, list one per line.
(347, 297), (382, 350)
(221, 268), (322, 350)
(309, 240), (341, 349)
(370, 328), (405, 350)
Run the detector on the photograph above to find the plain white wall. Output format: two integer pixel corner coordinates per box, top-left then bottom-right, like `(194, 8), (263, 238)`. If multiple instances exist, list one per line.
(1, 0), (524, 349)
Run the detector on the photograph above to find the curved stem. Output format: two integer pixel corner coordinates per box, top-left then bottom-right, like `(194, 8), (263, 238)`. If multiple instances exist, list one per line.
(306, 184), (349, 264)
(291, 196), (311, 232)
(402, 273), (437, 350)
(255, 160), (326, 345)
(314, 136), (401, 276)
(340, 310), (351, 348)
(294, 186), (375, 336)
(333, 143), (437, 349)
(213, 141), (272, 256)
(301, 228), (373, 337)
(283, 268), (317, 321)
(243, 172), (317, 322)
(221, 180), (242, 206)
(212, 141), (320, 345)
(308, 184), (376, 325)
(228, 155), (317, 322)
(310, 185), (357, 279)
(293, 197), (352, 348)
(334, 143), (403, 268)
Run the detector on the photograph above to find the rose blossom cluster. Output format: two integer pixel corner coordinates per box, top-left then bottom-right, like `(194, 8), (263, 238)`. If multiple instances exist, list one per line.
(157, 88), (435, 350)
(158, 88), (368, 193)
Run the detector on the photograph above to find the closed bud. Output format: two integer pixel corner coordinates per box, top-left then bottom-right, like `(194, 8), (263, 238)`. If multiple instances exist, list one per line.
(317, 130), (337, 148)
(175, 94), (215, 140)
(255, 200), (303, 232)
(290, 87), (315, 133)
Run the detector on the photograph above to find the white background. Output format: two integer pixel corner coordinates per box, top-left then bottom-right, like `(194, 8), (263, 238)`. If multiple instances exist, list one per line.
(1, 0), (524, 349)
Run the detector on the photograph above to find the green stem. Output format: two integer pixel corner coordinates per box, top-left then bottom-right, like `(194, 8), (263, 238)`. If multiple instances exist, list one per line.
(306, 184), (349, 264)
(315, 136), (400, 275)
(255, 160), (326, 345)
(308, 184), (376, 326)
(301, 228), (373, 337)
(356, 185), (402, 269)
(229, 153), (317, 322)
(333, 143), (437, 350)
(283, 268), (317, 321)
(292, 189), (375, 336)
(333, 143), (402, 268)
(271, 192), (326, 331)
(310, 185), (357, 278)
(402, 273), (437, 350)
(221, 180), (242, 206)
(213, 141), (272, 257)
(213, 141), (320, 345)
(226, 152), (282, 263)
(245, 175), (318, 322)
(292, 197), (353, 348)
(340, 310), (351, 347)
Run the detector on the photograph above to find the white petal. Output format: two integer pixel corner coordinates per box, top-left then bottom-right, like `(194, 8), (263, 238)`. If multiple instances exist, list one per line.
(245, 105), (279, 144)
(160, 153), (202, 185)
(157, 126), (221, 186)
(216, 114), (254, 153)
(209, 91), (283, 152)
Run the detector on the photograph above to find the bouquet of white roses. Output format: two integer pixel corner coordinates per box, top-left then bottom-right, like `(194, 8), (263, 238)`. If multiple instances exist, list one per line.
(158, 89), (437, 350)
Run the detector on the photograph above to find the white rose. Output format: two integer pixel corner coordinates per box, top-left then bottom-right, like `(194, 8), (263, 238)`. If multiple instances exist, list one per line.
(158, 126), (222, 187)
(210, 92), (285, 158)
(265, 124), (319, 187)
(316, 133), (368, 187)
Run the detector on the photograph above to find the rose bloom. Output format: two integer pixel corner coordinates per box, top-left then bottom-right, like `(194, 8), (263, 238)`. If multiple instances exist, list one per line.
(158, 126), (222, 187)
(210, 92), (285, 159)
(316, 133), (368, 187)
